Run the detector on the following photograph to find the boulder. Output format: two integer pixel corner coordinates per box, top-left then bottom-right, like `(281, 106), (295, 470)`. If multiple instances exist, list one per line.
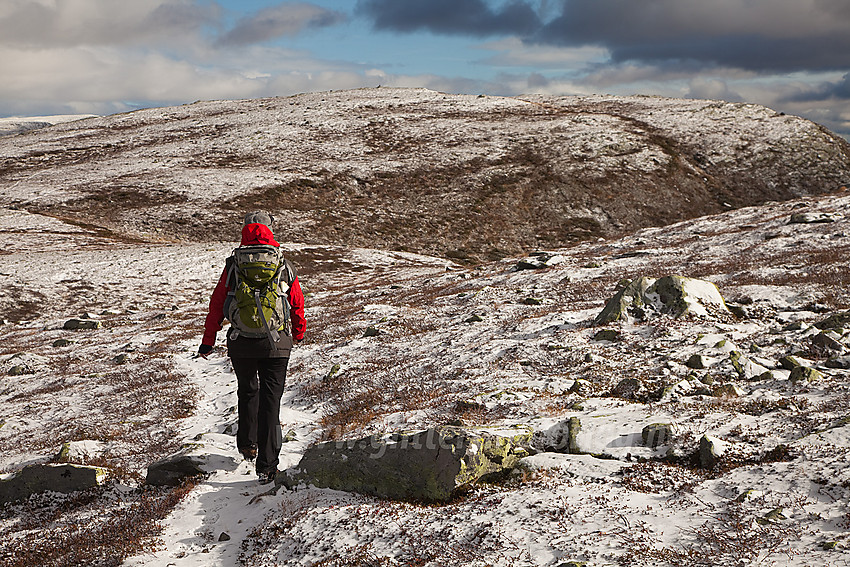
(686, 354), (708, 369)
(729, 351), (770, 380)
(811, 332), (845, 353)
(594, 275), (727, 325)
(826, 356), (850, 369)
(535, 417), (582, 454)
(789, 366), (823, 383)
(698, 435), (727, 469)
(789, 212), (843, 224)
(0, 464), (108, 504)
(515, 253), (565, 270)
(592, 329), (621, 342)
(815, 311), (850, 331)
(642, 423), (677, 448)
(280, 426), (532, 502)
(146, 454), (207, 486)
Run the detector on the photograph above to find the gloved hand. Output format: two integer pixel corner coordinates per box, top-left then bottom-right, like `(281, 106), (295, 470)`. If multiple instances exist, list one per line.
(197, 344), (213, 358)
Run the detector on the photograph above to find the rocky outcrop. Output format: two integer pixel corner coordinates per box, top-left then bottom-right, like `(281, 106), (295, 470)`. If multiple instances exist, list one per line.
(280, 426), (532, 502)
(0, 464), (108, 504)
(594, 275), (728, 325)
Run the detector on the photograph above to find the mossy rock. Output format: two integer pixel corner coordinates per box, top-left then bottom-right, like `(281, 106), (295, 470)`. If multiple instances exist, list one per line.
(281, 426), (533, 502)
(790, 366), (823, 383)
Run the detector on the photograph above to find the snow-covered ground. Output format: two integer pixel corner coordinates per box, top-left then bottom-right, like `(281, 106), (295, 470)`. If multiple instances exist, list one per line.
(1, 188), (849, 566)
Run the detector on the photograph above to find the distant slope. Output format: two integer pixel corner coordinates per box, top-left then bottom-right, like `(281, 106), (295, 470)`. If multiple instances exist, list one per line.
(1, 88), (848, 260)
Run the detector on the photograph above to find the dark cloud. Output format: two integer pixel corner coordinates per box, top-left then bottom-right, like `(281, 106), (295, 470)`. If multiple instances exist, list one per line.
(217, 3), (346, 46)
(355, 0), (541, 37)
(537, 2), (850, 73)
(356, 0), (850, 73)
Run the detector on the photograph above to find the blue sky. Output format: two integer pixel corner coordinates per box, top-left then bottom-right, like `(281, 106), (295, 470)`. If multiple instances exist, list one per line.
(1, 1), (849, 138)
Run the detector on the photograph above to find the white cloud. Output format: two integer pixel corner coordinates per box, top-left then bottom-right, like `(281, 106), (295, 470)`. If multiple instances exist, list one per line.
(475, 37), (608, 68)
(0, 0), (219, 48)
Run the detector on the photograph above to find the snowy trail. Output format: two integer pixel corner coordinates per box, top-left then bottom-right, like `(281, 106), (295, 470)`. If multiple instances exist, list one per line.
(125, 340), (321, 566)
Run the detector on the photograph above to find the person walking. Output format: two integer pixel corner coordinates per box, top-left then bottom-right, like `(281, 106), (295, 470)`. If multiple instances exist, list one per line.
(198, 211), (306, 483)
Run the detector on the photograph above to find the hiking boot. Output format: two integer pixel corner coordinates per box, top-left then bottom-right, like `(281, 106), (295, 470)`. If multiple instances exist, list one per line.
(258, 469), (278, 484)
(238, 445), (257, 461)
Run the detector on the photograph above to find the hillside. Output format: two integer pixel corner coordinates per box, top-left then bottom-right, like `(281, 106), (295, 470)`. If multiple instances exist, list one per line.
(0, 187), (849, 565)
(1, 90), (849, 566)
(1, 88), (848, 261)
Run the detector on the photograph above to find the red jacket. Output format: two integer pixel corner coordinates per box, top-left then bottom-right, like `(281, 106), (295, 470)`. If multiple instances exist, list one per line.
(202, 223), (306, 348)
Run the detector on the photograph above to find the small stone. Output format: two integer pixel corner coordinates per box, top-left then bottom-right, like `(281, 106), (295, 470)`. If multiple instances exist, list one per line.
(218, 532), (231, 542)
(522, 297), (543, 306)
(8, 365), (28, 376)
(362, 326), (381, 338)
(756, 507), (786, 525)
(63, 319), (101, 331)
(592, 329), (620, 342)
(112, 353), (129, 364)
(686, 354), (707, 369)
(464, 314), (483, 323)
(712, 384), (743, 398)
(52, 339), (73, 348)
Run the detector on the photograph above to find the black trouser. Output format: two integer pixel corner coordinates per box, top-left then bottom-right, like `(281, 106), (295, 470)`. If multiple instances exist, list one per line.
(231, 357), (289, 474)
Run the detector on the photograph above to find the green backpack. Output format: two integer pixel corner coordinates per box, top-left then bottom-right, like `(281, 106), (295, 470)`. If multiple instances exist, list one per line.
(224, 245), (295, 346)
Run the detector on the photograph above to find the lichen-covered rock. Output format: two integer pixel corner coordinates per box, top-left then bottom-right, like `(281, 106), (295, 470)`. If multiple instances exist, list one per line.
(729, 351), (770, 380)
(790, 365), (824, 383)
(0, 464), (108, 504)
(815, 311), (850, 331)
(535, 418), (582, 454)
(280, 426), (532, 502)
(779, 355), (803, 370)
(594, 275), (727, 325)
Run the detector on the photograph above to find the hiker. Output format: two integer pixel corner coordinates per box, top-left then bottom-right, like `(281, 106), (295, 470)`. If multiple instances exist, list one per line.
(198, 211), (306, 483)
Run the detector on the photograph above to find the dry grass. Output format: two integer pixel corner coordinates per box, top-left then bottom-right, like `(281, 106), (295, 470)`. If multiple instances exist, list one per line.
(0, 480), (197, 567)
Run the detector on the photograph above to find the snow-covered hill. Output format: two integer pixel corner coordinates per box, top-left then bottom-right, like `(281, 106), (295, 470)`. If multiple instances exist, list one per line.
(1, 185), (848, 565)
(1, 88), (848, 261)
